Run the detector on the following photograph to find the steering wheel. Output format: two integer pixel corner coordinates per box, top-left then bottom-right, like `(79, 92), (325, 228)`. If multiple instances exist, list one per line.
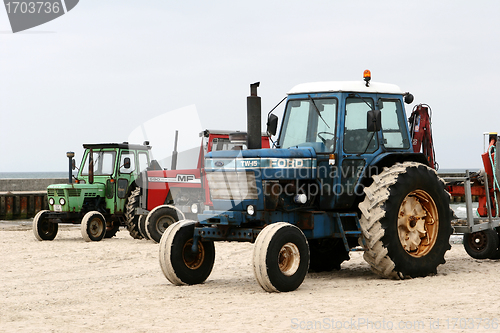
(318, 131), (335, 149)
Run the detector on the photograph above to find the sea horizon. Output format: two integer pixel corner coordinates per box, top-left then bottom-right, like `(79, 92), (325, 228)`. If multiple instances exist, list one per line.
(0, 171), (71, 179)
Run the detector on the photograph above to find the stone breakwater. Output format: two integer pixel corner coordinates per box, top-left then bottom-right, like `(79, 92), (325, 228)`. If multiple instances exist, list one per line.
(0, 178), (65, 220)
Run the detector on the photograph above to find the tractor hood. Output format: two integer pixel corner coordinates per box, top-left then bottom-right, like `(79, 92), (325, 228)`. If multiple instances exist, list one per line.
(205, 147), (317, 180)
(47, 183), (106, 213)
(47, 183), (106, 191)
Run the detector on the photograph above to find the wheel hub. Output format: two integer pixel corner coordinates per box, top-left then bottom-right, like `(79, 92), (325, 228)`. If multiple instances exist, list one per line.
(278, 242), (300, 276)
(182, 240), (205, 270)
(397, 190), (439, 257)
(469, 232), (487, 250)
(157, 216), (175, 233)
(41, 221), (53, 234)
(89, 218), (104, 237)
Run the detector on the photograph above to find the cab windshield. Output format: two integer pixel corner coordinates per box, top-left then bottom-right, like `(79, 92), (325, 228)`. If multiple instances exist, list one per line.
(81, 150), (116, 176)
(278, 98), (337, 152)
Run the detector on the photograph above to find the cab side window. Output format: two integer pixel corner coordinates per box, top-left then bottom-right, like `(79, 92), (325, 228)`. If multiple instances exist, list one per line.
(138, 152), (150, 172)
(344, 97), (378, 153)
(380, 99), (410, 149)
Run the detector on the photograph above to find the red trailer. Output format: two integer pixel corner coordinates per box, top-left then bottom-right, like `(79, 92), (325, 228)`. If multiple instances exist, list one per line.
(444, 132), (500, 259)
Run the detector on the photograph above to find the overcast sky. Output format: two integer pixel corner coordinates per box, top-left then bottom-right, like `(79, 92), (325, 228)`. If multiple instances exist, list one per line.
(1, 0), (499, 172)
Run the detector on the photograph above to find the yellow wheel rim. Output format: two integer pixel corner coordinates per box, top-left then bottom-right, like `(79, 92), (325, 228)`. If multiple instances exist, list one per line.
(182, 240), (205, 270)
(397, 190), (439, 257)
(278, 242), (300, 276)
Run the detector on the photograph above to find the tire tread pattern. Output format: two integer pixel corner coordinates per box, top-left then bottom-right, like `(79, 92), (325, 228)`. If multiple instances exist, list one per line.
(359, 162), (452, 278)
(125, 187), (143, 239)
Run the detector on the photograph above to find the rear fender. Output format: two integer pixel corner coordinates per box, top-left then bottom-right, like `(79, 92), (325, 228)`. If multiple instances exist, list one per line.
(354, 152), (430, 207)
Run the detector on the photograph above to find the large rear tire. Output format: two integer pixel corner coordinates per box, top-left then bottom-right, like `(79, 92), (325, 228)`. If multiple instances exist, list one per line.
(359, 162), (452, 278)
(81, 211), (106, 242)
(138, 215), (150, 240)
(253, 223), (309, 292)
(463, 229), (500, 259)
(33, 210), (58, 241)
(159, 220), (215, 285)
(125, 187), (143, 239)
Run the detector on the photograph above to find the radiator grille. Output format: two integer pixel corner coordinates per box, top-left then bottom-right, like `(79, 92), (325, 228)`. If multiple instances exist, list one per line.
(206, 171), (258, 200)
(67, 189), (81, 197)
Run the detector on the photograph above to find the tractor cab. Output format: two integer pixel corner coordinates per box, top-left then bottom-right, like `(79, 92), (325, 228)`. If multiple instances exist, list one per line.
(273, 77), (419, 209)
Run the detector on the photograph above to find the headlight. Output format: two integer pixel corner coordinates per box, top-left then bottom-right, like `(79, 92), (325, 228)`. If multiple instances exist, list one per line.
(49, 198), (55, 205)
(294, 194), (307, 204)
(59, 198), (66, 205)
(190, 203), (199, 214)
(246, 205), (255, 216)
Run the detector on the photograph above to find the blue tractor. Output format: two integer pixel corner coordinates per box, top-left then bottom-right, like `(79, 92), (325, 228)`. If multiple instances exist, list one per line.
(158, 71), (452, 292)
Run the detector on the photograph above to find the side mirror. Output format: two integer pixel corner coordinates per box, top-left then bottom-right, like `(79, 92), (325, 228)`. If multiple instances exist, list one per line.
(404, 92), (414, 104)
(367, 110), (381, 132)
(124, 157), (131, 169)
(267, 114), (278, 136)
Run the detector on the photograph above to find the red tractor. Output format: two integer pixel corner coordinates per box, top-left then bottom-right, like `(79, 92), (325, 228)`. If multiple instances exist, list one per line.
(135, 129), (270, 242)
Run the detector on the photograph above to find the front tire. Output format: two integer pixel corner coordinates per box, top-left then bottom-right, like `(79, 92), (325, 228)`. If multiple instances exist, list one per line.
(159, 220), (215, 285)
(146, 206), (181, 243)
(359, 162), (452, 278)
(253, 223), (309, 292)
(33, 210), (58, 241)
(463, 229), (500, 259)
(81, 211), (106, 242)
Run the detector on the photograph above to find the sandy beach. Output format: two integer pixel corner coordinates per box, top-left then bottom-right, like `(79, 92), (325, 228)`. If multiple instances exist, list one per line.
(1, 221), (499, 333)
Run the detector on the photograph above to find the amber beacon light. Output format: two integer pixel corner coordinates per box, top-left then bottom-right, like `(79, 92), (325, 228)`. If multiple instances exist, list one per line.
(363, 70), (371, 87)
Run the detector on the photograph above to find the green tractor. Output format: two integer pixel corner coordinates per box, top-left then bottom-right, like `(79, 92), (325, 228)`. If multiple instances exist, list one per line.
(33, 142), (160, 241)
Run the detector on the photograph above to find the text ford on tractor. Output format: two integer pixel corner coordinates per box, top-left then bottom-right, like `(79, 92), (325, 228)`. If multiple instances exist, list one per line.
(33, 142), (158, 241)
(158, 71), (453, 292)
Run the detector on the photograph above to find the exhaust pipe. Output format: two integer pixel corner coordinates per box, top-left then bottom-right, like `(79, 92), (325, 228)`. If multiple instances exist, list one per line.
(67, 152), (74, 184)
(247, 82), (261, 150)
(88, 149), (94, 184)
(171, 130), (178, 170)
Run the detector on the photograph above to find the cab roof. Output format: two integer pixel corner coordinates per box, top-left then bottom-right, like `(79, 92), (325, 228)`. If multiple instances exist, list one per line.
(199, 129), (268, 137)
(83, 143), (151, 150)
(287, 81), (404, 95)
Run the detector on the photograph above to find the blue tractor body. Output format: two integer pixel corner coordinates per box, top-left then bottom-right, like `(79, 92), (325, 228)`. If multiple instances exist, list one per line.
(197, 82), (422, 245)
